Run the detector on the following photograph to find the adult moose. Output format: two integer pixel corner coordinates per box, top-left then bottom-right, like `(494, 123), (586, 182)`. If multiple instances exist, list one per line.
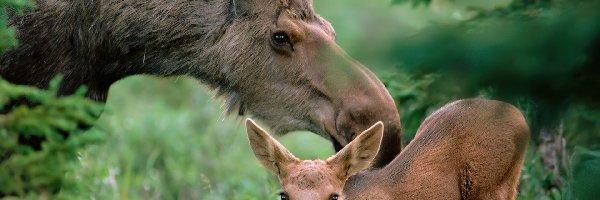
(248, 98), (530, 200)
(0, 0), (401, 166)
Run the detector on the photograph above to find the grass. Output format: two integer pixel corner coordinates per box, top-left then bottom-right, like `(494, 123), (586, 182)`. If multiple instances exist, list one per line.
(75, 76), (333, 199)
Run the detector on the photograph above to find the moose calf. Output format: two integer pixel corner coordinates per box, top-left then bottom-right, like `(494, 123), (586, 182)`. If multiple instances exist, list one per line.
(247, 98), (530, 200)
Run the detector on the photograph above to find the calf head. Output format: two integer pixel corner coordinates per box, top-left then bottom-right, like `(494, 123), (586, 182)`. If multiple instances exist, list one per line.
(246, 119), (383, 200)
(219, 0), (401, 166)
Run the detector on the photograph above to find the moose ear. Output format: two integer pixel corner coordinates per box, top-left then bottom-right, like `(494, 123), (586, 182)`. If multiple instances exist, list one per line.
(246, 118), (299, 176)
(326, 122), (384, 180)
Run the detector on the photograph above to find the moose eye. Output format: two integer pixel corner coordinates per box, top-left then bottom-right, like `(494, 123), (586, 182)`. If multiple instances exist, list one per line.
(279, 192), (289, 200)
(330, 194), (339, 200)
(272, 32), (290, 45)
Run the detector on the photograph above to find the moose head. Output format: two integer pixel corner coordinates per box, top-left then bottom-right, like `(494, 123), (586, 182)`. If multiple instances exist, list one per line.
(213, 0), (401, 166)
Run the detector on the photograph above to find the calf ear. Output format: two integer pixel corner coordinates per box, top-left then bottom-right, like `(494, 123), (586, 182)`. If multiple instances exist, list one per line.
(246, 118), (299, 176)
(327, 122), (384, 180)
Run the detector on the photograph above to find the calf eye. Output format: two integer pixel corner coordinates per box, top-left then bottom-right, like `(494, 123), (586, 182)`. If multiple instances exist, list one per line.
(279, 192), (289, 200)
(330, 194), (339, 200)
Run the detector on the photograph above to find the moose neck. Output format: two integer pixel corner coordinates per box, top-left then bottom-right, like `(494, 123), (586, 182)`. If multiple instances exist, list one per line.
(1, 1), (235, 101)
(76, 0), (240, 100)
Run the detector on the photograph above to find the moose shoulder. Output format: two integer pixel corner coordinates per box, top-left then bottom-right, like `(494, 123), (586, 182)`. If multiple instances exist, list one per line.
(0, 0), (401, 166)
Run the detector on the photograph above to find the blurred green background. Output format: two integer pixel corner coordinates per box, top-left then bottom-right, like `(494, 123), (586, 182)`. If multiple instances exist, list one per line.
(74, 76), (324, 199)
(2, 0), (600, 199)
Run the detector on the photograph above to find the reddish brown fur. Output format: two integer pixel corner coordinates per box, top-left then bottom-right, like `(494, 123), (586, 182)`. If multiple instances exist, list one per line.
(344, 98), (530, 199)
(0, 0), (401, 166)
(246, 119), (383, 200)
(251, 98), (530, 200)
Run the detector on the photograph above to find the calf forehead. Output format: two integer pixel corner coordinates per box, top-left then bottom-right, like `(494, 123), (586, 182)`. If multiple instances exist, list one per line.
(284, 161), (339, 189)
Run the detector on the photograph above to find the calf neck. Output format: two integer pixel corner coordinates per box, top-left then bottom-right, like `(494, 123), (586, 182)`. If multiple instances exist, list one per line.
(344, 98), (530, 199)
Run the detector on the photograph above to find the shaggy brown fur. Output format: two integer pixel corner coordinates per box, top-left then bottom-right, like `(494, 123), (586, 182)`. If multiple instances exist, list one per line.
(0, 0), (401, 167)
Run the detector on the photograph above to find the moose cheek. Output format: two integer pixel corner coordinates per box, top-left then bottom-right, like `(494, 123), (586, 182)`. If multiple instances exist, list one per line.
(270, 44), (294, 55)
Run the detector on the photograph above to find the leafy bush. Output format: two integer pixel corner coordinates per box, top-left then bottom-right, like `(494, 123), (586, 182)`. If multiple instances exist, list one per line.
(3, 1), (107, 198)
(380, 0), (600, 199)
(0, 0), (34, 53)
(0, 76), (105, 198)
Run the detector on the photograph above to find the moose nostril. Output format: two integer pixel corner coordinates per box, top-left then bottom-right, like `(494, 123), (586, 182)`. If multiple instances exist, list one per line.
(344, 130), (356, 141)
(332, 139), (344, 152)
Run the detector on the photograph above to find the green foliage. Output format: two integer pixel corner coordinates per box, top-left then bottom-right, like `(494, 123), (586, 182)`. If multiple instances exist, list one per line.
(379, 0), (600, 199)
(563, 106), (600, 149)
(2, 0), (107, 198)
(1, 0), (109, 198)
(387, 1), (600, 111)
(392, 0), (431, 6)
(70, 76), (333, 199)
(381, 73), (453, 141)
(0, 76), (105, 198)
(0, 0), (34, 52)
(519, 145), (572, 200)
(570, 147), (600, 200)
